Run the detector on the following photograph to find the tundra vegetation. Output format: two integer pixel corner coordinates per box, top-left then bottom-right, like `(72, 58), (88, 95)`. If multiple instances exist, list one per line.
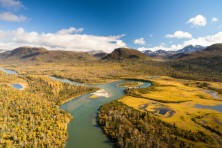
(99, 76), (222, 147)
(1, 58), (222, 84)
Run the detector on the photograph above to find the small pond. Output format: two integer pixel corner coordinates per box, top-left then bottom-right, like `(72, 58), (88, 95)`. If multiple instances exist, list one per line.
(195, 104), (222, 113)
(11, 84), (24, 90)
(0, 68), (18, 75)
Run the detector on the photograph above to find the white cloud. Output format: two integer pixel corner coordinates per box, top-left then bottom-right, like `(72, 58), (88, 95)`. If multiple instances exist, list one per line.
(211, 17), (218, 23)
(137, 47), (149, 52)
(0, 12), (26, 22)
(187, 15), (207, 27)
(0, 27), (127, 53)
(134, 37), (145, 45)
(166, 31), (192, 39)
(0, 0), (23, 9)
(138, 31), (222, 51)
(57, 27), (84, 35)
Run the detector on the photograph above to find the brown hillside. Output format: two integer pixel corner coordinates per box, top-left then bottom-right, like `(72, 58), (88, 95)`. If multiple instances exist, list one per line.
(102, 48), (148, 60)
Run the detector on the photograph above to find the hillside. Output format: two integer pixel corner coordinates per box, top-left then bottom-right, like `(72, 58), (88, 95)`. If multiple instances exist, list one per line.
(102, 48), (148, 60)
(8, 46), (48, 57)
(176, 43), (222, 69)
(0, 46), (96, 62)
(169, 43), (222, 81)
(167, 53), (188, 60)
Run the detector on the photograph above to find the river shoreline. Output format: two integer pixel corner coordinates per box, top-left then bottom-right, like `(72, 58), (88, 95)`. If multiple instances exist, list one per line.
(60, 89), (98, 105)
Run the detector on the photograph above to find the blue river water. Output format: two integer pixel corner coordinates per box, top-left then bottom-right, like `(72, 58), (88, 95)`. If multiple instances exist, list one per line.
(51, 76), (151, 148)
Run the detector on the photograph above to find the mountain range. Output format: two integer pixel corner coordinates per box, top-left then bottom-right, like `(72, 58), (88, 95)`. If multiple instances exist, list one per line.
(143, 45), (205, 59)
(0, 44), (221, 63)
(177, 43), (222, 60)
(0, 49), (7, 53)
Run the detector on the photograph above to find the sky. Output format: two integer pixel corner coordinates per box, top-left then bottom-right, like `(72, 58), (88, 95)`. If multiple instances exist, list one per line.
(0, 0), (222, 52)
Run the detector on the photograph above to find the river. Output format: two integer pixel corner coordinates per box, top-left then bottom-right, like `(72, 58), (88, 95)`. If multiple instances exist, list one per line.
(51, 76), (151, 148)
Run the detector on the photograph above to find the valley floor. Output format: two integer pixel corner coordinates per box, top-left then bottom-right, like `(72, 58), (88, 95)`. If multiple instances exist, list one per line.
(0, 61), (222, 147)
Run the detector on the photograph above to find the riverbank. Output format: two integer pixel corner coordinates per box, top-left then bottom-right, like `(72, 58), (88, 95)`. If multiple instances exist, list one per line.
(60, 89), (99, 105)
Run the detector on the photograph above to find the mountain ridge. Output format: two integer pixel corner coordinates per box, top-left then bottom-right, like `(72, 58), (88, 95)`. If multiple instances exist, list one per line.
(0, 46), (97, 62)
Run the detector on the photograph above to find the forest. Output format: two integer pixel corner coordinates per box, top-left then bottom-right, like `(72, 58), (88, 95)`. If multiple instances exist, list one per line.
(0, 71), (97, 147)
(98, 101), (213, 148)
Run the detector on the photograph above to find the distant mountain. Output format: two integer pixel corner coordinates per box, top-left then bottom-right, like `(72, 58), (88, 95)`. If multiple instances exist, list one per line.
(144, 49), (175, 58)
(102, 48), (148, 60)
(143, 45), (205, 60)
(86, 50), (108, 59)
(143, 50), (152, 55)
(176, 45), (204, 53)
(0, 49), (7, 53)
(177, 43), (222, 60)
(0, 46), (96, 62)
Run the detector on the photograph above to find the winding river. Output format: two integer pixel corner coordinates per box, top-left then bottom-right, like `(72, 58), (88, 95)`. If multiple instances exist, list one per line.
(51, 76), (151, 148)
